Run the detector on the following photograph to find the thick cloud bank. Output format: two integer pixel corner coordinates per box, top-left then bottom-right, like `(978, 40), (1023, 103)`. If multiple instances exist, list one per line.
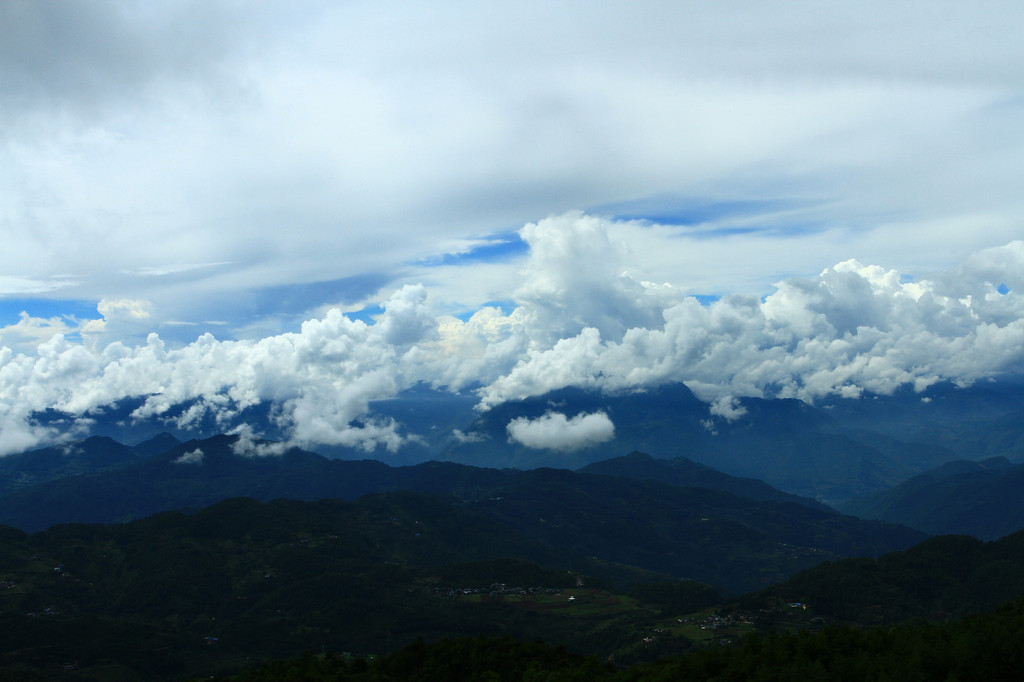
(506, 411), (615, 452)
(2, 213), (1023, 456)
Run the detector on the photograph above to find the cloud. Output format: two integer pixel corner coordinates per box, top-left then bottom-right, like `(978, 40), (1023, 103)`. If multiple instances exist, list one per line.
(0, 312), (80, 355)
(0, 214), (1022, 458)
(80, 299), (153, 334)
(0, 276), (79, 296)
(173, 448), (204, 465)
(376, 284), (436, 347)
(506, 411), (615, 452)
(2, 3), (1022, 346)
(0, 299), (156, 355)
(127, 263), (232, 277)
(708, 396), (747, 421)
(513, 212), (678, 345)
(476, 221), (1024, 408)
(0, 285), (432, 456)
(3, 4), (1022, 460)
(452, 429), (487, 444)
(0, 0), (244, 119)
(228, 425), (287, 458)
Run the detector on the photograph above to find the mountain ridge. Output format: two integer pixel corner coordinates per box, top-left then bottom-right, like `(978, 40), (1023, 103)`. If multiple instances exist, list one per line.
(0, 433), (925, 595)
(838, 457), (1024, 540)
(24, 378), (1024, 501)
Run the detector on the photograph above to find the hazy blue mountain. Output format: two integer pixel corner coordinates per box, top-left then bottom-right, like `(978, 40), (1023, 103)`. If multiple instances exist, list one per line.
(0, 435), (141, 495)
(0, 433), (521, 532)
(439, 384), (715, 469)
(0, 435), (393, 530)
(578, 451), (831, 511)
(837, 457), (1024, 540)
(818, 376), (1024, 460)
(26, 385), (481, 467)
(30, 397), (185, 443)
(18, 377), (1024, 503)
(441, 384), (959, 502)
(0, 433), (924, 594)
(131, 432), (182, 458)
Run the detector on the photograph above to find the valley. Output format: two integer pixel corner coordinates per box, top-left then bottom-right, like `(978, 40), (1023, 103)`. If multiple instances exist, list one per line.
(1, 379), (1023, 679)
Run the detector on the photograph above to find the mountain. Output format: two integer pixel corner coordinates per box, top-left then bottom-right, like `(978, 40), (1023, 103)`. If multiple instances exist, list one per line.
(22, 378), (1024, 503)
(694, 398), (948, 503)
(456, 467), (924, 593)
(0, 436), (142, 495)
(27, 386), (481, 467)
(440, 383), (963, 501)
(0, 434), (925, 594)
(818, 377), (1024, 461)
(578, 451), (831, 511)
(0, 494), (659, 679)
(130, 432), (183, 458)
(0, 435), (411, 530)
(0, 493), (1008, 681)
(439, 384), (715, 470)
(4, 379), (1024, 679)
(745, 530), (1024, 624)
(837, 457), (1024, 540)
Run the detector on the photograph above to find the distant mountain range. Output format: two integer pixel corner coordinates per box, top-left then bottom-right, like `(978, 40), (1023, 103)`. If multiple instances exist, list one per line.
(8, 377), (1024, 546)
(0, 432), (924, 594)
(579, 451), (832, 512)
(838, 456), (1024, 540)
(26, 378), (1024, 503)
(0, 435), (143, 495)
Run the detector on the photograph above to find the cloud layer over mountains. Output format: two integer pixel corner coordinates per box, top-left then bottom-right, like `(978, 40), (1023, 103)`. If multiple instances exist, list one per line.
(4, 2), (1024, 350)
(2, 213), (1021, 456)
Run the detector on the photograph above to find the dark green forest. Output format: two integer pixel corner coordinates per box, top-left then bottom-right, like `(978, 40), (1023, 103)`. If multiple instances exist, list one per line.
(3, 494), (1024, 679)
(214, 596), (1024, 681)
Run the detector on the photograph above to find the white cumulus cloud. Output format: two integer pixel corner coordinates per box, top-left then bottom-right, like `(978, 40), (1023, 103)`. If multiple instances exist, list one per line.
(0, 213), (1022, 459)
(173, 448), (204, 465)
(506, 411), (616, 452)
(477, 221), (1024, 409)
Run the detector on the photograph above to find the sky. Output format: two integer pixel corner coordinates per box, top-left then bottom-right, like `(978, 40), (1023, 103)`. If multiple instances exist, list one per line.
(2, 1), (1024, 455)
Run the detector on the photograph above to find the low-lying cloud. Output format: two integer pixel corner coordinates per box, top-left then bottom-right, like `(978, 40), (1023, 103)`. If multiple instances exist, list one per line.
(1, 213), (1022, 457)
(172, 448), (204, 465)
(506, 411), (616, 452)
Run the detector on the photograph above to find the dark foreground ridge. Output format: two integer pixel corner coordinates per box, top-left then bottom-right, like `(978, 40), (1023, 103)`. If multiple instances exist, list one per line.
(211, 596), (1024, 682)
(3, 496), (1024, 679)
(0, 434), (924, 594)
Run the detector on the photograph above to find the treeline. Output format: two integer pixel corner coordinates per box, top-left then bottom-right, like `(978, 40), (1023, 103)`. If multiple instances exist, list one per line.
(6, 496), (1024, 679)
(215, 593), (1024, 681)
(0, 496), (670, 678)
(738, 531), (1024, 624)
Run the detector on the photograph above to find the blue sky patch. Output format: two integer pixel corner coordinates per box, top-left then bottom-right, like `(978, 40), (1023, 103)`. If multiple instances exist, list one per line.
(416, 231), (528, 267)
(0, 298), (99, 326)
(683, 225), (765, 240)
(244, 273), (391, 317)
(452, 299), (516, 321)
(344, 303), (385, 325)
(594, 195), (798, 226)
